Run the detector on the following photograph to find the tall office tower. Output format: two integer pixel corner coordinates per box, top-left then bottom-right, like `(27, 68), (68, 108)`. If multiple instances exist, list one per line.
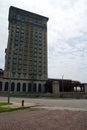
(4, 6), (49, 82)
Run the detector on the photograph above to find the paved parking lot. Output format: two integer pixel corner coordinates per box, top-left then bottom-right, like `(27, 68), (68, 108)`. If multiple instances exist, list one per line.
(0, 97), (87, 130)
(0, 96), (87, 110)
(0, 108), (87, 130)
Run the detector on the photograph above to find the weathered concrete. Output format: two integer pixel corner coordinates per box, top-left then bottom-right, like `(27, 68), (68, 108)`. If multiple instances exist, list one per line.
(84, 83), (87, 94)
(53, 81), (60, 94)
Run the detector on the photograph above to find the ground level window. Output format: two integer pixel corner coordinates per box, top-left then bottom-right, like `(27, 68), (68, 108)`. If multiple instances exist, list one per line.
(0, 82), (2, 91)
(22, 83), (26, 92)
(28, 83), (31, 92)
(4, 82), (8, 91)
(11, 82), (15, 91)
(38, 84), (42, 92)
(33, 83), (36, 92)
(17, 83), (20, 92)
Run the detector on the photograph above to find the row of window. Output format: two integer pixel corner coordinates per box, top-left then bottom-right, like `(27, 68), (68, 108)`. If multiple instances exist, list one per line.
(0, 82), (42, 92)
(17, 15), (43, 26)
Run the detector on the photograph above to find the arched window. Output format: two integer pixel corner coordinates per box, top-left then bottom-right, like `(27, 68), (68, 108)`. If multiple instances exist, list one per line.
(33, 83), (36, 92)
(28, 83), (31, 92)
(11, 82), (15, 91)
(0, 82), (2, 91)
(17, 83), (20, 92)
(22, 83), (26, 92)
(38, 84), (42, 92)
(4, 82), (8, 91)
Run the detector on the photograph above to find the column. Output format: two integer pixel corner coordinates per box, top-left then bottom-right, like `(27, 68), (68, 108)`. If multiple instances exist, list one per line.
(26, 82), (28, 93)
(20, 82), (23, 93)
(2, 80), (5, 91)
(53, 81), (60, 94)
(81, 87), (82, 92)
(14, 82), (17, 92)
(84, 84), (87, 94)
(36, 83), (38, 93)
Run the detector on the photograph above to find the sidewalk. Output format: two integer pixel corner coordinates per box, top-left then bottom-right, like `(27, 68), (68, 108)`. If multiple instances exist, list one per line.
(1, 102), (36, 108)
(0, 109), (87, 130)
(32, 106), (87, 111)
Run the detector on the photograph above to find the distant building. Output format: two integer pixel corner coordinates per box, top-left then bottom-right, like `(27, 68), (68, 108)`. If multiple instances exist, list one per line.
(0, 6), (87, 97)
(1, 6), (49, 93)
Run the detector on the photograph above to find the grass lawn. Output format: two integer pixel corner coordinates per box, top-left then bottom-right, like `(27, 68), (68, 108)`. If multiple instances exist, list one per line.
(0, 102), (29, 113)
(0, 102), (12, 106)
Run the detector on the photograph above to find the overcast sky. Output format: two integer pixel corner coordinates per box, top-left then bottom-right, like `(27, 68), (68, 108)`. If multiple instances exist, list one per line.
(0, 0), (87, 83)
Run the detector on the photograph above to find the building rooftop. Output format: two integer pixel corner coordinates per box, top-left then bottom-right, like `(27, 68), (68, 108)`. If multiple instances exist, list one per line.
(9, 6), (49, 21)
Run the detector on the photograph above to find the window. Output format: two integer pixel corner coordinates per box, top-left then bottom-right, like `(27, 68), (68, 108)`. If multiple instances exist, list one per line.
(17, 83), (20, 92)
(0, 82), (2, 91)
(34, 49), (37, 52)
(18, 60), (22, 64)
(39, 62), (42, 65)
(22, 83), (26, 92)
(34, 75), (37, 79)
(39, 55), (42, 58)
(28, 83), (31, 92)
(19, 55), (22, 59)
(15, 36), (18, 41)
(34, 53), (37, 57)
(34, 57), (37, 62)
(18, 66), (21, 71)
(34, 62), (37, 65)
(11, 82), (15, 91)
(12, 64), (16, 70)
(39, 46), (42, 49)
(20, 38), (24, 42)
(17, 15), (21, 20)
(21, 16), (25, 22)
(33, 83), (36, 92)
(12, 73), (15, 78)
(17, 73), (20, 78)
(34, 45), (37, 49)
(4, 82), (8, 91)
(14, 43), (18, 47)
(16, 29), (19, 32)
(39, 42), (42, 45)
(20, 42), (23, 45)
(16, 32), (19, 36)
(39, 35), (42, 38)
(19, 51), (22, 55)
(13, 59), (16, 64)
(39, 39), (42, 42)
(38, 84), (42, 92)
(21, 30), (24, 33)
(16, 24), (20, 29)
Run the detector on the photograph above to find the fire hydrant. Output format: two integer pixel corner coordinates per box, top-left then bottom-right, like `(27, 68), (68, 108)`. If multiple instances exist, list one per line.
(22, 100), (24, 107)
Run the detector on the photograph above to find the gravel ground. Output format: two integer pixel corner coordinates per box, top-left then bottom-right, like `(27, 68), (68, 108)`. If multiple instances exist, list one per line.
(0, 109), (87, 130)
